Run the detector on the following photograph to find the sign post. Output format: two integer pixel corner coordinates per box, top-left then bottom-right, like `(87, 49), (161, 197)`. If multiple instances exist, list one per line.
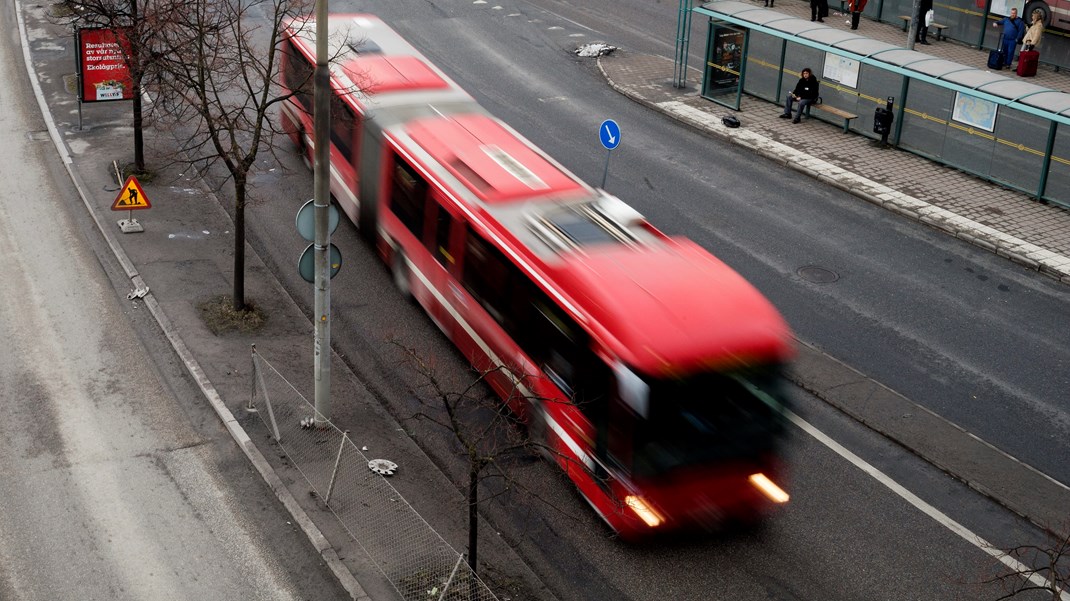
(598, 119), (621, 189)
(110, 174), (151, 233)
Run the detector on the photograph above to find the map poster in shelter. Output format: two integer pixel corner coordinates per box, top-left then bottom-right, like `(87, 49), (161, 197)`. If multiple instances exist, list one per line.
(707, 26), (744, 95)
(952, 92), (997, 132)
(77, 27), (134, 103)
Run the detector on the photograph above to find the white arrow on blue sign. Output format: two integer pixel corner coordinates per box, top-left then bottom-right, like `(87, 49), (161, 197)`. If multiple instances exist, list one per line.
(599, 119), (621, 150)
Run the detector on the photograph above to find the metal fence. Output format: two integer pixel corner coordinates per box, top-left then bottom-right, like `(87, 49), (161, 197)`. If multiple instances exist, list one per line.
(249, 348), (499, 601)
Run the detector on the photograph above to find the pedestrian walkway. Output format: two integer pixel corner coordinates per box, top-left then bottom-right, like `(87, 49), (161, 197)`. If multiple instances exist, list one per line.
(598, 0), (1070, 284)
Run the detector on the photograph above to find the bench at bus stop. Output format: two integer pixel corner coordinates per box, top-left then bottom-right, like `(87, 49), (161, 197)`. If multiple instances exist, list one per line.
(898, 15), (950, 41)
(803, 98), (859, 133)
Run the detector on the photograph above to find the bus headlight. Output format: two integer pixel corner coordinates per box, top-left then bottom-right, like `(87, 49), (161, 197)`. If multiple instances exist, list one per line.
(749, 473), (790, 503)
(625, 495), (663, 527)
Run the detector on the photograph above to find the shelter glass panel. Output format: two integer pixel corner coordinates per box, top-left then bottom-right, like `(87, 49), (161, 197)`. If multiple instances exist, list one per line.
(1045, 125), (1070, 208)
(987, 109), (1047, 193)
(899, 79), (955, 162)
(743, 31), (782, 102)
(853, 66), (904, 139)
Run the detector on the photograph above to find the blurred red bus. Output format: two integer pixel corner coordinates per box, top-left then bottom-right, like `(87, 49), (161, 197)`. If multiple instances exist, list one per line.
(279, 14), (795, 539)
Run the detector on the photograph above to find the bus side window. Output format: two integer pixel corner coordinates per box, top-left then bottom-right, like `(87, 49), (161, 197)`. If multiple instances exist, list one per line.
(460, 229), (509, 325)
(282, 39), (313, 112)
(330, 95), (360, 162)
(389, 156), (426, 238)
(430, 200), (455, 268)
(525, 295), (581, 397)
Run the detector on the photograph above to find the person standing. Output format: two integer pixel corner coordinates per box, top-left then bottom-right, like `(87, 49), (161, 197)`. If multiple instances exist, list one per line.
(992, 8), (1026, 68)
(915, 0), (934, 45)
(811, 0), (829, 22)
(849, 0), (868, 30)
(780, 68), (820, 124)
(1022, 8), (1045, 50)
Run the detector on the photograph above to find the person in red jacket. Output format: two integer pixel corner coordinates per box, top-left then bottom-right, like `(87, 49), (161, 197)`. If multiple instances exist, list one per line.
(848, 0), (868, 30)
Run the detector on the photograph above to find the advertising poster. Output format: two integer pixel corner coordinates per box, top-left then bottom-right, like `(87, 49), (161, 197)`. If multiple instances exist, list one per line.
(77, 27), (134, 103)
(707, 26), (744, 95)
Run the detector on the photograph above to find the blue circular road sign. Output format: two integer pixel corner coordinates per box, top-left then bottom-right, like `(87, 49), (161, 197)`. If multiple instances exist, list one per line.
(599, 119), (621, 150)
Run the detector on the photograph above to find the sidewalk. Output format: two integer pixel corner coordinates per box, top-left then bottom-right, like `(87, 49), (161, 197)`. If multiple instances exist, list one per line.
(598, 1), (1070, 284)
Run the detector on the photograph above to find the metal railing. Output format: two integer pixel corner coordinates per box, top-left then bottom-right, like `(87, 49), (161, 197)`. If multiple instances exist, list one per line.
(249, 347), (499, 601)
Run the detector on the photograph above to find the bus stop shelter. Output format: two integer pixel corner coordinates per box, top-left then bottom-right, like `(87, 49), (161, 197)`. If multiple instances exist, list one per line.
(693, 0), (1070, 207)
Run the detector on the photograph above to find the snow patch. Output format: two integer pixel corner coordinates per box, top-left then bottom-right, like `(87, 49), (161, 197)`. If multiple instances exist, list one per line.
(575, 43), (617, 58)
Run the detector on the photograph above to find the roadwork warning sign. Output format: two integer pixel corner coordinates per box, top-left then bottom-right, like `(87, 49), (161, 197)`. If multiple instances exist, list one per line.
(111, 175), (151, 210)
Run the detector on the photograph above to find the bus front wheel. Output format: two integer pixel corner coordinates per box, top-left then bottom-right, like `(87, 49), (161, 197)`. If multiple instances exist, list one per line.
(392, 251), (412, 300)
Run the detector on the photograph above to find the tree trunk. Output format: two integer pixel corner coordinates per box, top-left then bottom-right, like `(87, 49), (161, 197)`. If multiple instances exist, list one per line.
(130, 0), (144, 172)
(232, 172), (246, 311)
(132, 79), (144, 173)
(467, 465), (478, 572)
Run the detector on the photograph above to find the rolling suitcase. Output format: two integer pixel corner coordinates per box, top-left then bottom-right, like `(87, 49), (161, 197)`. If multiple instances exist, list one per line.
(988, 47), (1003, 69)
(1017, 49), (1039, 76)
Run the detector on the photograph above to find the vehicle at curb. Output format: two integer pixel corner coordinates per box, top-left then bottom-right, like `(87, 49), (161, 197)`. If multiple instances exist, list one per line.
(279, 13), (796, 539)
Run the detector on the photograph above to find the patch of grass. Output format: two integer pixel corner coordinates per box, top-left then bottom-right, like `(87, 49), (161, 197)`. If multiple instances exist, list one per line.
(120, 162), (157, 183)
(197, 295), (266, 335)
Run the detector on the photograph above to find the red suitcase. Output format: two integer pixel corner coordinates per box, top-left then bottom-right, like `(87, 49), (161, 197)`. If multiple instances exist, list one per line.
(1017, 50), (1039, 77)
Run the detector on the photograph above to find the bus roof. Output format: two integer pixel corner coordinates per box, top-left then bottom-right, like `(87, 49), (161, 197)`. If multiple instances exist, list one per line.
(285, 14), (472, 109)
(550, 239), (793, 375)
(405, 114), (586, 204)
(342, 55), (450, 95)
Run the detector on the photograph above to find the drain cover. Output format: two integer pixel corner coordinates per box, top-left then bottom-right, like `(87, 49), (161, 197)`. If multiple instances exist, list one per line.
(798, 265), (839, 283)
(368, 459), (398, 476)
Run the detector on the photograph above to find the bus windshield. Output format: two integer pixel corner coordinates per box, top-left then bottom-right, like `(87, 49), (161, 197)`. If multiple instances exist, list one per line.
(628, 367), (790, 478)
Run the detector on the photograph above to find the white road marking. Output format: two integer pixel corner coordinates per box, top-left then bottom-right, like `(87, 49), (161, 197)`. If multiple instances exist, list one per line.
(788, 409), (1069, 600)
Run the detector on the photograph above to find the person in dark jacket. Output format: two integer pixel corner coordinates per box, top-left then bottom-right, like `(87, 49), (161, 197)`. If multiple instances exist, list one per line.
(848, 0), (868, 30)
(915, 0), (934, 44)
(780, 68), (820, 124)
(992, 8), (1027, 68)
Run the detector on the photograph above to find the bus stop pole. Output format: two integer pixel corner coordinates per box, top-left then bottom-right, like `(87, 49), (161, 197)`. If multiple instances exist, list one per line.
(312, 0), (332, 426)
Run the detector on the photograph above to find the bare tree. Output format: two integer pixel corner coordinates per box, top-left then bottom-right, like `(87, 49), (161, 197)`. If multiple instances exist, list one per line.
(982, 524), (1070, 600)
(145, 0), (312, 311)
(394, 343), (582, 573)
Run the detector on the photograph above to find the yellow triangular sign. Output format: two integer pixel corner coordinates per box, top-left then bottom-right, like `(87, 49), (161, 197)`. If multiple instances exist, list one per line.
(111, 175), (152, 210)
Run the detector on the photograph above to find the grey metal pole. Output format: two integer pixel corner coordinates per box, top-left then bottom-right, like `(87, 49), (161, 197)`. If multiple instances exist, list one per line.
(313, 0), (331, 427)
(600, 149), (612, 189)
(907, 0), (920, 50)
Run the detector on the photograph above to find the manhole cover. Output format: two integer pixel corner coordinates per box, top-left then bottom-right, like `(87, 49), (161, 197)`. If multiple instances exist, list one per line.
(798, 265), (839, 284)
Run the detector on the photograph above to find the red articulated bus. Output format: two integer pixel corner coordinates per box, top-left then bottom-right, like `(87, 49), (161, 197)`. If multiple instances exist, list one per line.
(280, 14), (796, 539)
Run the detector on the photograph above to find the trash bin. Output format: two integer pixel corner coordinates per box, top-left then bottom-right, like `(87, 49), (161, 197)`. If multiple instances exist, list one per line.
(873, 107), (894, 135)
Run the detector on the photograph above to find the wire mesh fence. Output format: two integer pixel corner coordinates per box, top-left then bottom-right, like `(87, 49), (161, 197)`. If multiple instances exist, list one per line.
(249, 347), (499, 601)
